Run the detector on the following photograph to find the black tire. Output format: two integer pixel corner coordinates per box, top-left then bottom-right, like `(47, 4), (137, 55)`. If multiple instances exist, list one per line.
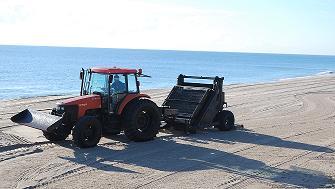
(215, 110), (235, 131)
(43, 124), (71, 141)
(72, 116), (102, 148)
(43, 130), (68, 141)
(102, 129), (121, 136)
(122, 99), (160, 142)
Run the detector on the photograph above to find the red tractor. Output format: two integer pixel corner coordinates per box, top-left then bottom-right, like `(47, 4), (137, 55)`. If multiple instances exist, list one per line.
(12, 67), (236, 148)
(12, 68), (161, 147)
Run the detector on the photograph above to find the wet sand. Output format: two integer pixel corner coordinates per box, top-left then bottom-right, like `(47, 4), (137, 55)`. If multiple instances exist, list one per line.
(0, 74), (334, 188)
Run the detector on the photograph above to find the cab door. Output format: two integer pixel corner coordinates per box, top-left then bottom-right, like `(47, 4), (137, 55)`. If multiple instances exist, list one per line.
(108, 73), (139, 114)
(109, 74), (127, 113)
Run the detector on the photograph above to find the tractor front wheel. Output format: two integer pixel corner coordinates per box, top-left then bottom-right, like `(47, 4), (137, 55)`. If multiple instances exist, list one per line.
(43, 124), (71, 141)
(43, 130), (68, 141)
(215, 110), (235, 131)
(72, 116), (102, 148)
(123, 99), (160, 142)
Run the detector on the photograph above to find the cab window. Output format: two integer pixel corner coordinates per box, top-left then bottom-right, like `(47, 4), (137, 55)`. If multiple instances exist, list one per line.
(89, 73), (108, 95)
(127, 74), (138, 93)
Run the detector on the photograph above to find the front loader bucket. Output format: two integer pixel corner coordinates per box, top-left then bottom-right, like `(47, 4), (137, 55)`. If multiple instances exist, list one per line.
(11, 109), (62, 132)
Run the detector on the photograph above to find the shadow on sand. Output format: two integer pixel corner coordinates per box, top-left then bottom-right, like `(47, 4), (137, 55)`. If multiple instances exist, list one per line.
(181, 127), (334, 153)
(58, 128), (334, 188)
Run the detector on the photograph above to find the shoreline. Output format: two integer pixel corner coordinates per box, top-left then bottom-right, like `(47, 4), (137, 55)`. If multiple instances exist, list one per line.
(1, 71), (334, 102)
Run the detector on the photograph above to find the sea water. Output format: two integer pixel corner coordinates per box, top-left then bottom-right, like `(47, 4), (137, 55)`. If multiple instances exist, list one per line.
(0, 45), (334, 100)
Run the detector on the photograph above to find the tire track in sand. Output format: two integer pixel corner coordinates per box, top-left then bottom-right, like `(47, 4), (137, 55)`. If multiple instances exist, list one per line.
(19, 124), (333, 189)
(224, 142), (335, 189)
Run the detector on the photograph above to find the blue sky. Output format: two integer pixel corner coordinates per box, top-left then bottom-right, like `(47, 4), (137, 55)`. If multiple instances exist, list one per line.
(0, 0), (334, 55)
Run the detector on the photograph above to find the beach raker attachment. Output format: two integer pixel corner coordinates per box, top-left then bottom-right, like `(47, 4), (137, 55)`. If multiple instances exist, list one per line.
(11, 109), (63, 132)
(161, 74), (234, 133)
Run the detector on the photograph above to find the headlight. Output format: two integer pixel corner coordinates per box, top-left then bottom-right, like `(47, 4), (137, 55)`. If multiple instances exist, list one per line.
(56, 106), (65, 111)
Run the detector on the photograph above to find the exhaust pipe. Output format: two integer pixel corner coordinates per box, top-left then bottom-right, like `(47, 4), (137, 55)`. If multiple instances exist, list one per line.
(11, 109), (63, 132)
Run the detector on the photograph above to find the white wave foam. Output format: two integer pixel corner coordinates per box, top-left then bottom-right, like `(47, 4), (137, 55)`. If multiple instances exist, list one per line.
(315, 70), (334, 75)
(279, 70), (334, 81)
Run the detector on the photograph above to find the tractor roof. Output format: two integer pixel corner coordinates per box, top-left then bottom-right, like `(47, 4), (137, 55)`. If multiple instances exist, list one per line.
(91, 67), (138, 74)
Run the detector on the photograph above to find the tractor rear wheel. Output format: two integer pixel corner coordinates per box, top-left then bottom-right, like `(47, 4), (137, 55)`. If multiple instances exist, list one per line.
(72, 116), (102, 148)
(123, 99), (160, 142)
(215, 110), (235, 131)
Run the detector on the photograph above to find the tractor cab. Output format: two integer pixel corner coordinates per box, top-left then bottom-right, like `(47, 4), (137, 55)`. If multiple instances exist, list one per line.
(80, 68), (142, 113)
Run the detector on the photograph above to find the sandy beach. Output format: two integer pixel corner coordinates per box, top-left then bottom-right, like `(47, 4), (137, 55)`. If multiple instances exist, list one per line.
(0, 74), (334, 188)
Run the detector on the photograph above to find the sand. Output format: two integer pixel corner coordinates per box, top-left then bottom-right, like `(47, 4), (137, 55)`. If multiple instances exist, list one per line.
(0, 74), (334, 188)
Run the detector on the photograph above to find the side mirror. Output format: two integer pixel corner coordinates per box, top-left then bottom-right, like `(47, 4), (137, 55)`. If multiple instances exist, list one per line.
(109, 75), (114, 83)
(80, 70), (84, 80)
(137, 81), (140, 87)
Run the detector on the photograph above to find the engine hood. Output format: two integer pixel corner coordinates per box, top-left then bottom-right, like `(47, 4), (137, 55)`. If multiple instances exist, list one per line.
(59, 95), (101, 108)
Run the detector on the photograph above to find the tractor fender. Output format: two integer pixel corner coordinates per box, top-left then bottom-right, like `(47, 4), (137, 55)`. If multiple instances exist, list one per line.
(117, 94), (151, 115)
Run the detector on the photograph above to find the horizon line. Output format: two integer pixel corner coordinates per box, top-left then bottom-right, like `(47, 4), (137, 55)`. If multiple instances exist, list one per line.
(1, 44), (335, 57)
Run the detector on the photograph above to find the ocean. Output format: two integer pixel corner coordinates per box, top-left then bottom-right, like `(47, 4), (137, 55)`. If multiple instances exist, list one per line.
(0, 45), (334, 100)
